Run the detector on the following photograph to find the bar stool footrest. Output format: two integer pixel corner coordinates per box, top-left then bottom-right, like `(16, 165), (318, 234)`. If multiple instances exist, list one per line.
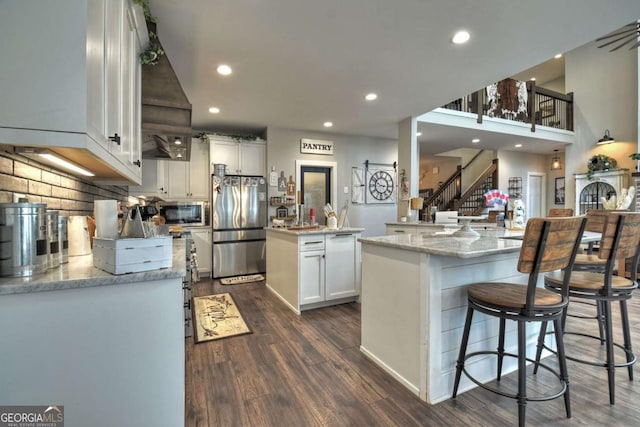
(461, 350), (568, 402)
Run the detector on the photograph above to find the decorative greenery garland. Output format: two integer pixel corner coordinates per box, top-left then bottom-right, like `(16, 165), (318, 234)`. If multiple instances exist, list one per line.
(587, 154), (617, 180)
(133, 0), (165, 66)
(193, 132), (262, 144)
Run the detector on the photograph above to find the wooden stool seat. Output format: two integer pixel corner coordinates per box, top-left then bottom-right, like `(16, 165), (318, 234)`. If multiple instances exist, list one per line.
(545, 270), (635, 292)
(468, 283), (563, 309)
(573, 253), (606, 267)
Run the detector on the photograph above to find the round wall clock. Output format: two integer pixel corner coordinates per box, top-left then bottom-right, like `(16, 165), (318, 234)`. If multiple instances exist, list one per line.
(369, 170), (394, 201)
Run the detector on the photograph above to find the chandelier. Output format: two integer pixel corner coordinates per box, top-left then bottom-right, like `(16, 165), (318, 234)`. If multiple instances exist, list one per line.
(596, 22), (640, 51)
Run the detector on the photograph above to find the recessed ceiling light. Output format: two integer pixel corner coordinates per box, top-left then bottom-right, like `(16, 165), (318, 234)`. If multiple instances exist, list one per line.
(323, 121), (333, 128)
(217, 64), (232, 75)
(365, 93), (378, 101)
(472, 138), (480, 143)
(209, 107), (220, 114)
(554, 53), (562, 59)
(452, 30), (470, 45)
(530, 77), (536, 81)
(515, 144), (523, 148)
(416, 132), (422, 136)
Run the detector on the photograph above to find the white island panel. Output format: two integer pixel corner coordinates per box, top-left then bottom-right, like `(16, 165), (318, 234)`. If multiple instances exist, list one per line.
(359, 230), (540, 404)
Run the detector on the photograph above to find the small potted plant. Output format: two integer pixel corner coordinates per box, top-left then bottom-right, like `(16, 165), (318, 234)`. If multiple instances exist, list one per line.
(587, 154), (616, 180)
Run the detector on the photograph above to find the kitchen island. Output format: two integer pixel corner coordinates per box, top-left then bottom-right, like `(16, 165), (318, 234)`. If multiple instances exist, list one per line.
(266, 227), (364, 313)
(359, 228), (600, 405)
(0, 240), (186, 427)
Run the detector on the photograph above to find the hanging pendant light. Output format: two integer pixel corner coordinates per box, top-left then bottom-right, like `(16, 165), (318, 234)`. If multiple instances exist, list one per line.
(596, 129), (615, 145)
(551, 150), (562, 170)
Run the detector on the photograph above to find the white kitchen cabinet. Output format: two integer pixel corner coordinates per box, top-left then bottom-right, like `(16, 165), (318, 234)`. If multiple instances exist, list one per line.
(190, 228), (212, 275)
(130, 140), (209, 199)
(166, 140), (210, 200)
(0, 0), (147, 184)
(299, 240), (326, 305)
(128, 159), (168, 197)
(209, 136), (266, 176)
(324, 232), (361, 300)
(266, 229), (362, 313)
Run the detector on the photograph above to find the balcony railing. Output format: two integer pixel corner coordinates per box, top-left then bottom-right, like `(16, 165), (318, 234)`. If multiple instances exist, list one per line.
(441, 79), (573, 132)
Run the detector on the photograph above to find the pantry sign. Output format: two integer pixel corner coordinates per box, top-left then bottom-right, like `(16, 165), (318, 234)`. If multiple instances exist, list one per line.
(300, 138), (333, 155)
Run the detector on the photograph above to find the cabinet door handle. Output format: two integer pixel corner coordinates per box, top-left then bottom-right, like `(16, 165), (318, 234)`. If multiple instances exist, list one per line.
(304, 241), (323, 245)
(332, 233), (353, 238)
(394, 230), (405, 233)
(109, 133), (121, 145)
(133, 160), (141, 167)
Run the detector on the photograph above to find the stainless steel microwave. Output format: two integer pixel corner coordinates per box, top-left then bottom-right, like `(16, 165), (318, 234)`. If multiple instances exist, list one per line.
(159, 202), (207, 227)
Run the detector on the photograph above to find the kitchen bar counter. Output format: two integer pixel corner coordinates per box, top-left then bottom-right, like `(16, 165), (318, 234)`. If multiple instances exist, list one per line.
(0, 239), (185, 295)
(359, 227), (601, 405)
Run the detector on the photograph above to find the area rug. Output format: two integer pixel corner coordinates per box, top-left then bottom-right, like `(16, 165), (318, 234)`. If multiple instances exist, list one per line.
(220, 274), (265, 285)
(193, 293), (252, 343)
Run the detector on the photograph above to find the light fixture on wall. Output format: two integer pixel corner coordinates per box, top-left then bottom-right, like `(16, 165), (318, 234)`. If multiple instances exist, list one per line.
(15, 147), (95, 177)
(596, 129), (615, 145)
(551, 150), (562, 170)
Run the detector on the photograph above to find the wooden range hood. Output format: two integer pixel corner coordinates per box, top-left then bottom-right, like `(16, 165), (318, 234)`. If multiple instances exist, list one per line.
(141, 23), (192, 161)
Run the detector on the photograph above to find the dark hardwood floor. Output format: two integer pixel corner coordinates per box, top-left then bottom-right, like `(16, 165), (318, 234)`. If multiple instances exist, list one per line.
(186, 277), (639, 426)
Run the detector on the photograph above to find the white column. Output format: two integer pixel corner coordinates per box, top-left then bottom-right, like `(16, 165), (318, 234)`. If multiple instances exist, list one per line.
(397, 117), (419, 220)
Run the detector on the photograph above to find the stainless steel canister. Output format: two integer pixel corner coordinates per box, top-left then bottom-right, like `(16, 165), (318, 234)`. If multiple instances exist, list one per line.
(213, 163), (226, 177)
(46, 210), (60, 269)
(0, 202), (48, 277)
(58, 215), (68, 264)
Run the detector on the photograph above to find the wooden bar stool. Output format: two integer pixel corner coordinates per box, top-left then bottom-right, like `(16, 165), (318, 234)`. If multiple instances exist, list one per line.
(549, 208), (574, 217)
(452, 216), (586, 427)
(536, 212), (640, 405)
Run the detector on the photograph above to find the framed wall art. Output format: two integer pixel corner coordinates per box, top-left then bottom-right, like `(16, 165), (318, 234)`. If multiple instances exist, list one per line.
(555, 177), (565, 204)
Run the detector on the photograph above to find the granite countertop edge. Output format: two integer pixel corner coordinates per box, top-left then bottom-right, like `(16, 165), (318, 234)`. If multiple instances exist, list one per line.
(266, 227), (365, 235)
(359, 232), (522, 259)
(0, 240), (186, 296)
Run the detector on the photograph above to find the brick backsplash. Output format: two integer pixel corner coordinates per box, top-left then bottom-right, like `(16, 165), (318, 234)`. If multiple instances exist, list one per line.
(0, 152), (136, 216)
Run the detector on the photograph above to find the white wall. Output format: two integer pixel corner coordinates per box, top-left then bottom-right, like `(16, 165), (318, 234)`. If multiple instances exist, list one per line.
(266, 127), (397, 237)
(497, 149), (548, 213)
(564, 41), (638, 208)
(419, 156), (459, 190)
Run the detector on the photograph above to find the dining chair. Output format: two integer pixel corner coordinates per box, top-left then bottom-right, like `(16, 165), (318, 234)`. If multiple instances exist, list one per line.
(452, 216), (587, 427)
(535, 211), (640, 405)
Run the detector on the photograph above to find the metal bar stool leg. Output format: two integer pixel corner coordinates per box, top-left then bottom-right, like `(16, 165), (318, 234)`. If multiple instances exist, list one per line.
(452, 306), (474, 398)
(603, 300), (616, 404)
(517, 320), (527, 427)
(597, 300), (605, 344)
(533, 320), (548, 375)
(497, 317), (506, 381)
(553, 317), (571, 418)
(620, 300), (634, 380)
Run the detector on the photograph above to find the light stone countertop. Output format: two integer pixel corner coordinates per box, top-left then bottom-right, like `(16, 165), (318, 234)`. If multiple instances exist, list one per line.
(385, 221), (497, 228)
(360, 228), (601, 259)
(0, 239), (186, 296)
(266, 227), (365, 236)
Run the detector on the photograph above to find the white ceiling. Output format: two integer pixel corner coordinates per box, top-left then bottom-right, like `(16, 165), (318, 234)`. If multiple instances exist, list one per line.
(149, 0), (640, 156)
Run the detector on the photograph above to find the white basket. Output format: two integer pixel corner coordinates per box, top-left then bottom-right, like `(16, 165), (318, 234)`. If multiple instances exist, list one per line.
(93, 236), (172, 275)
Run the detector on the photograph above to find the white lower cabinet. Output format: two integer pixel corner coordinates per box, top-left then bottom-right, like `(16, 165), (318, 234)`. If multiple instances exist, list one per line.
(297, 232), (361, 308)
(266, 229), (363, 313)
(324, 232), (360, 300)
(190, 228), (212, 275)
(299, 249), (325, 305)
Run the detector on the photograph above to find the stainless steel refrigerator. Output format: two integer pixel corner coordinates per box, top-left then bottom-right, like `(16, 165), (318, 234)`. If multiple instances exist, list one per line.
(211, 175), (267, 278)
